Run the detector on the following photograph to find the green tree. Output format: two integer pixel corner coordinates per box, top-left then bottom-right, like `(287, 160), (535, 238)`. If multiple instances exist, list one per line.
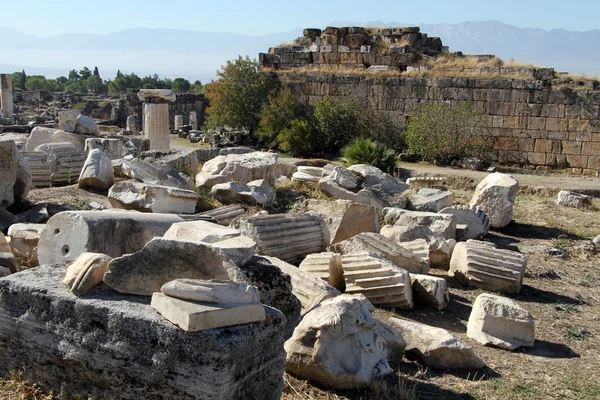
(108, 73), (141, 95)
(68, 69), (80, 81)
(79, 67), (92, 80)
(56, 76), (68, 85)
(65, 80), (86, 94)
(313, 96), (361, 154)
(24, 75), (49, 91)
(204, 56), (271, 134)
(405, 102), (492, 163)
(189, 80), (203, 93)
(172, 78), (191, 93)
(116, 70), (123, 78)
(257, 86), (305, 148)
(277, 119), (317, 157)
(93, 66), (100, 77)
(11, 71), (26, 90)
(86, 75), (103, 95)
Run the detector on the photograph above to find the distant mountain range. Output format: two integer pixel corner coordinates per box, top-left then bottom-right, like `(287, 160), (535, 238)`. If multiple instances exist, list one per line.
(1, 19), (598, 82)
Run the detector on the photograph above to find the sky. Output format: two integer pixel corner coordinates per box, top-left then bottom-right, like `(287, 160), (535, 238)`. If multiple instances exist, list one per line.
(1, 0), (599, 36)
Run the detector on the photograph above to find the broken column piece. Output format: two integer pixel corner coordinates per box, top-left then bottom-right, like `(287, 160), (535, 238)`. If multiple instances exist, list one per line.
(37, 211), (184, 265)
(189, 111), (198, 130)
(198, 205), (246, 226)
(138, 89), (176, 151)
(449, 240), (527, 294)
(299, 252), (345, 291)
(234, 213), (329, 264)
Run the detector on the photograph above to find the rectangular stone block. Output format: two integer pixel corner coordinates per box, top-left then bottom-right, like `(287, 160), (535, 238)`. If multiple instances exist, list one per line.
(548, 131), (568, 141)
(566, 155), (589, 169)
(527, 152), (546, 165)
(569, 119), (590, 132)
(581, 142), (600, 156)
(518, 138), (535, 152)
(0, 266), (286, 400)
(534, 139), (560, 154)
(562, 141), (582, 155)
(495, 137), (518, 151)
(527, 117), (546, 131)
(587, 156), (600, 170)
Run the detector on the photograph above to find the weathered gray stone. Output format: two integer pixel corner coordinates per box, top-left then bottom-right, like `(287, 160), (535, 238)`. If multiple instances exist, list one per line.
(285, 294), (406, 389)
(411, 274), (450, 310)
(449, 241), (527, 294)
(74, 115), (100, 135)
(161, 279), (260, 304)
(85, 138), (123, 160)
(0, 138), (17, 207)
(557, 190), (593, 209)
(21, 150), (53, 188)
(108, 180), (200, 214)
(467, 293), (535, 350)
(78, 148), (114, 190)
(381, 208), (456, 242)
(58, 110), (80, 132)
(38, 211), (184, 265)
(341, 252), (413, 309)
(299, 252), (345, 291)
(122, 158), (193, 190)
(63, 252), (112, 296)
(195, 152), (279, 189)
(304, 199), (378, 245)
(137, 88), (177, 102)
(470, 173), (519, 228)
(0, 265), (286, 400)
(198, 205), (245, 226)
(104, 237), (249, 296)
(439, 205), (490, 240)
(7, 223), (45, 270)
(211, 180), (275, 206)
(35, 142), (86, 185)
(328, 232), (430, 274)
(234, 213), (329, 264)
(14, 149), (32, 202)
(408, 188), (454, 213)
(388, 318), (485, 370)
(126, 115), (139, 134)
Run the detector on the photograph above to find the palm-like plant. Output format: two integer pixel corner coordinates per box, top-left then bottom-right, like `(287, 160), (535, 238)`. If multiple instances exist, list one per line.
(342, 138), (398, 173)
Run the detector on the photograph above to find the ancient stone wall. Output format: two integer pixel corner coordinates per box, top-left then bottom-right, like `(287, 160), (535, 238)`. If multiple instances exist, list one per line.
(279, 73), (600, 173)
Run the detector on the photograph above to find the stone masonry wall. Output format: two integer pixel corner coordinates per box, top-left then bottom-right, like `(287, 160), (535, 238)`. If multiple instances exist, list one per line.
(279, 73), (600, 173)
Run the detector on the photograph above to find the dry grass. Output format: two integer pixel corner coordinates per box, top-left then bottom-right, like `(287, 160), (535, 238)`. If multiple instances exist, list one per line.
(0, 370), (53, 400)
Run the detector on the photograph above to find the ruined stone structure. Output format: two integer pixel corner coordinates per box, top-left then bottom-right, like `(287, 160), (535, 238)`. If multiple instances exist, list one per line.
(260, 27), (600, 173)
(0, 74), (14, 118)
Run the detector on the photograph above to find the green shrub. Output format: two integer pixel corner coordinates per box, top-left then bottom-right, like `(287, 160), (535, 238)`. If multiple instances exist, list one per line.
(358, 110), (406, 152)
(405, 102), (492, 163)
(257, 87), (305, 148)
(277, 119), (316, 157)
(342, 138), (398, 173)
(313, 96), (361, 155)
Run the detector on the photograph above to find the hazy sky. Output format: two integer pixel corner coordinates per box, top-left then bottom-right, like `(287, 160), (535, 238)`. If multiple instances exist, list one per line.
(2, 0), (599, 36)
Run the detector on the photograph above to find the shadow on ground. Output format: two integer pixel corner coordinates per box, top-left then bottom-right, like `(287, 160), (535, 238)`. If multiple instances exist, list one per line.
(525, 339), (580, 359)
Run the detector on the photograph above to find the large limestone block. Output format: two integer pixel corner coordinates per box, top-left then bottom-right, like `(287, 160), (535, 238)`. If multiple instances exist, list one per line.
(38, 211), (184, 265)
(285, 294), (406, 390)
(347, 164), (408, 196)
(161, 279), (260, 304)
(104, 237), (248, 296)
(439, 205), (490, 240)
(299, 252), (345, 291)
(63, 252), (112, 296)
(467, 293), (535, 350)
(58, 110), (80, 132)
(0, 265), (286, 400)
(78, 148), (114, 190)
(318, 167), (390, 210)
(260, 255), (340, 315)
(411, 274), (450, 310)
(198, 205), (245, 226)
(137, 88), (177, 102)
(382, 208), (456, 241)
(328, 232), (430, 274)
(35, 142), (86, 185)
(449, 241), (527, 294)
(304, 199), (378, 244)
(195, 152), (279, 189)
(7, 223), (45, 270)
(151, 293), (266, 332)
(74, 115), (100, 135)
(341, 252), (413, 309)
(212, 236), (257, 267)
(14, 149), (32, 202)
(211, 180), (274, 206)
(234, 213), (329, 264)
(388, 318), (485, 369)
(470, 172), (518, 228)
(241, 256), (302, 338)
(85, 138), (123, 160)
(108, 180), (200, 214)
(122, 158), (193, 190)
(164, 220), (240, 243)
(557, 190), (592, 209)
(408, 188), (454, 213)
(27, 127), (92, 152)
(0, 139), (17, 208)
(21, 151), (53, 188)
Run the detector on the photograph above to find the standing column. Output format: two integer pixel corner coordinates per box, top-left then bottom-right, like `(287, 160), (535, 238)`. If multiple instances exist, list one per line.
(190, 111), (198, 130)
(138, 89), (176, 151)
(0, 74), (14, 118)
(126, 115), (139, 134)
(174, 115), (184, 130)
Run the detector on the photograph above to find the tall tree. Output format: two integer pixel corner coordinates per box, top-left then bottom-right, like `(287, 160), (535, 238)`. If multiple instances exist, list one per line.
(68, 69), (80, 81)
(204, 56), (271, 134)
(93, 66), (100, 77)
(172, 78), (191, 93)
(79, 67), (92, 80)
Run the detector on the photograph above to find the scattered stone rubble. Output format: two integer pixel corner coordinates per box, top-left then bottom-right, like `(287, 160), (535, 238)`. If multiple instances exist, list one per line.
(470, 172), (519, 228)
(557, 190), (592, 209)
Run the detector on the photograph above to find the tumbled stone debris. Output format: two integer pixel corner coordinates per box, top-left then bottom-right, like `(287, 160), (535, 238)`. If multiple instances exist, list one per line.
(21, 151), (53, 188)
(38, 211), (184, 265)
(406, 176), (447, 191)
(0, 138), (17, 208)
(108, 180), (200, 214)
(411, 274), (450, 310)
(121, 158), (193, 190)
(388, 318), (485, 370)
(7, 223), (45, 270)
(161, 279), (260, 304)
(234, 213), (329, 264)
(78, 148), (114, 190)
(63, 252), (112, 296)
(195, 152), (279, 188)
(35, 142), (86, 185)
(164, 220), (240, 243)
(328, 232), (430, 274)
(0, 265), (286, 400)
(557, 190), (592, 209)
(299, 252), (345, 291)
(198, 205), (245, 226)
(304, 199), (378, 245)
(285, 294), (406, 390)
(341, 252), (413, 309)
(439, 204), (490, 240)
(470, 172), (518, 228)
(408, 188), (454, 213)
(382, 208), (457, 242)
(104, 237), (249, 296)
(467, 293), (535, 350)
(449, 241), (527, 294)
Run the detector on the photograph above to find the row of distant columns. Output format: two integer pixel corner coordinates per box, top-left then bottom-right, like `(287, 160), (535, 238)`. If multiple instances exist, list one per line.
(0, 74), (14, 118)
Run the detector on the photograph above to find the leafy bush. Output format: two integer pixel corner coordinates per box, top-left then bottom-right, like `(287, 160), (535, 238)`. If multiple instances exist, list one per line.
(342, 138), (398, 173)
(405, 102), (492, 163)
(313, 96), (361, 155)
(357, 110), (406, 152)
(257, 87), (305, 148)
(277, 119), (316, 157)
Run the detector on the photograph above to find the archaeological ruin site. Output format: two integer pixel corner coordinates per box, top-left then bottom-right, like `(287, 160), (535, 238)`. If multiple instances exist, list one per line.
(0, 22), (599, 400)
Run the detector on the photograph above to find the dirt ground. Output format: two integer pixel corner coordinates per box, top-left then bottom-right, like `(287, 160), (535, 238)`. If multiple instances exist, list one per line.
(2, 162), (600, 400)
